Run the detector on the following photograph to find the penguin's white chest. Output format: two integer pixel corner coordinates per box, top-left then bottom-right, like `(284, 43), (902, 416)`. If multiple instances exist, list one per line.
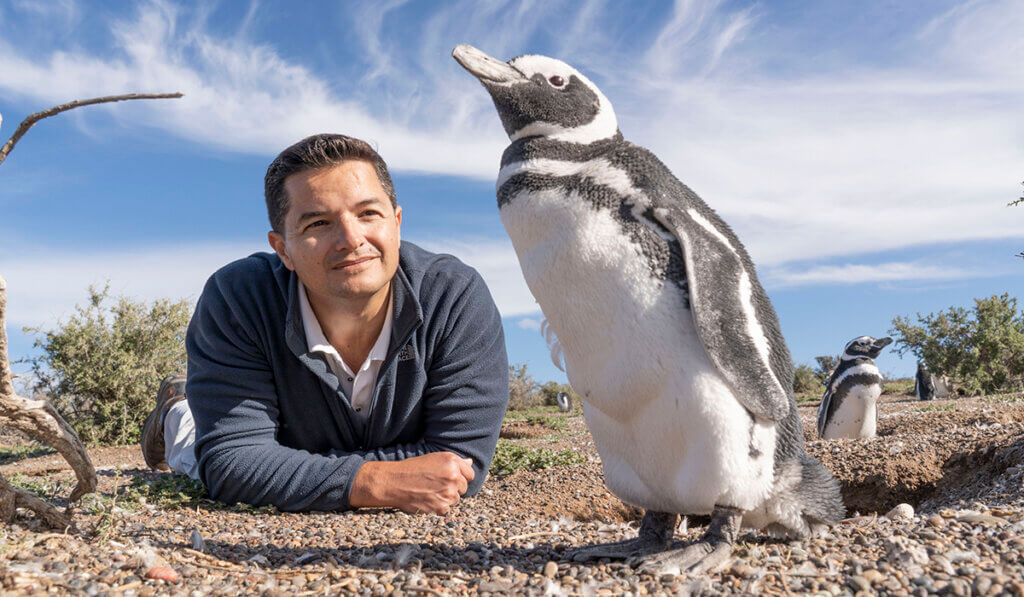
(499, 184), (776, 513)
(823, 385), (880, 439)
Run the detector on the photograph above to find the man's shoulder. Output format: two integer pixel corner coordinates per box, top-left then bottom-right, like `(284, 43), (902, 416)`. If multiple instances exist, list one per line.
(201, 252), (290, 307)
(209, 252), (285, 283)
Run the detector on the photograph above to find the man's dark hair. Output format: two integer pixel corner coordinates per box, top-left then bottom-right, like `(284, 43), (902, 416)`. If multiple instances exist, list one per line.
(264, 133), (397, 233)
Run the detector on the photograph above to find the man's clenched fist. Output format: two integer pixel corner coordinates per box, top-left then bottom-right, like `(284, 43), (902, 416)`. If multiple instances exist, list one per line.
(349, 451), (475, 515)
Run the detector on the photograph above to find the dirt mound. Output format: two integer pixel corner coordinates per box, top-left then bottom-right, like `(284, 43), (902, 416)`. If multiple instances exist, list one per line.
(803, 396), (1024, 515)
(498, 421), (549, 439)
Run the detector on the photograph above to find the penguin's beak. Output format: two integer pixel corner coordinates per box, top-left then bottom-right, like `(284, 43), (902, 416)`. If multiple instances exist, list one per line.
(872, 337), (893, 351)
(453, 44), (523, 84)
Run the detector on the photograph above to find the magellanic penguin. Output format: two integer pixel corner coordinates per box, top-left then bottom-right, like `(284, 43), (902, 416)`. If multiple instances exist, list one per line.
(453, 44), (844, 575)
(914, 360), (936, 401)
(816, 336), (893, 440)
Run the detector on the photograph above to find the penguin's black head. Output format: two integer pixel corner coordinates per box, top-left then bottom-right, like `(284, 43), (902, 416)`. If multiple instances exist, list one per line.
(453, 44), (618, 144)
(842, 336), (893, 360)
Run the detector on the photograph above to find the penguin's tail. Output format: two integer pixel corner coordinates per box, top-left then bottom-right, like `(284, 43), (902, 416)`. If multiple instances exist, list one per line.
(794, 451), (845, 529)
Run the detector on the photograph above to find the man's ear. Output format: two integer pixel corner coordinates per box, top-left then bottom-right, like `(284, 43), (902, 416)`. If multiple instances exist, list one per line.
(267, 230), (295, 271)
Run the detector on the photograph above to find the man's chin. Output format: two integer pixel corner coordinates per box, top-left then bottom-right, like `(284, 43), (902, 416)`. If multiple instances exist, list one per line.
(325, 278), (390, 301)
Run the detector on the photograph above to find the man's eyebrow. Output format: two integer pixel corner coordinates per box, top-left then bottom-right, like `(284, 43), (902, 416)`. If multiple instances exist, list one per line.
(295, 210), (329, 224)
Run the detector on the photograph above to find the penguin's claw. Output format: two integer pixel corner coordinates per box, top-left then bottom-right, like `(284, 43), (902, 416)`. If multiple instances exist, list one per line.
(634, 538), (733, 576)
(570, 510), (679, 562)
(568, 536), (668, 562)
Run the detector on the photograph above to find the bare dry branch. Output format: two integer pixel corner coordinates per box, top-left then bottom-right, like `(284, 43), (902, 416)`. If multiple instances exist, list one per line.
(1, 276), (96, 528)
(0, 92), (183, 166)
(0, 93), (183, 527)
(0, 473), (74, 529)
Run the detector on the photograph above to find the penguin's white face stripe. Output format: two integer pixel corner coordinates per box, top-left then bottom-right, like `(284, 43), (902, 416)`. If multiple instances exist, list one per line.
(504, 55), (619, 145)
(686, 208), (783, 399)
(830, 362), (881, 392)
(841, 336), (878, 360)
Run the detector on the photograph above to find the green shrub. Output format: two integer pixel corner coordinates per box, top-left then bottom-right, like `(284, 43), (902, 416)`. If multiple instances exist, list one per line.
(507, 362), (544, 410)
(890, 293), (1024, 396)
(525, 414), (568, 431)
(814, 355), (839, 385)
(489, 441), (584, 475)
(23, 284), (190, 445)
(538, 380), (579, 407)
(793, 363), (819, 394)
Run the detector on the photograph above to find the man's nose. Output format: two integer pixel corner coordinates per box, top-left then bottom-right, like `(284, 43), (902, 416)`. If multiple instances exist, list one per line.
(334, 217), (366, 251)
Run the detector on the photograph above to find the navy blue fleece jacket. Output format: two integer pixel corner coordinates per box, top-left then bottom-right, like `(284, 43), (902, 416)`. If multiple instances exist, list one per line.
(185, 242), (509, 511)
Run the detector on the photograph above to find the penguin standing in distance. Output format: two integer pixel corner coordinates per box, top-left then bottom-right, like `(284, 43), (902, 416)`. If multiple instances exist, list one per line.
(915, 361), (936, 401)
(453, 44), (844, 575)
(816, 336), (893, 440)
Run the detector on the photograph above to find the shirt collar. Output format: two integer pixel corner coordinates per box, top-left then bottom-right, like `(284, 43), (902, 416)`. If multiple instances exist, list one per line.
(297, 282), (394, 367)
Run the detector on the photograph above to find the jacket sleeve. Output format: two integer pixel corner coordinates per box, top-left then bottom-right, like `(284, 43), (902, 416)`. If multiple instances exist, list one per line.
(342, 269), (510, 496)
(409, 269), (509, 496)
(187, 273), (369, 512)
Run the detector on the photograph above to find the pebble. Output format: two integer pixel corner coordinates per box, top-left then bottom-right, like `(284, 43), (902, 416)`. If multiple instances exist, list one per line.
(887, 503), (915, 520)
(2, 395), (1023, 596)
(145, 566), (180, 583)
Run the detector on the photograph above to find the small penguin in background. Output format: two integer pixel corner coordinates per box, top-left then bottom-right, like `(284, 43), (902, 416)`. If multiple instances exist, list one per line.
(816, 336), (893, 440)
(454, 44), (844, 575)
(915, 361), (936, 401)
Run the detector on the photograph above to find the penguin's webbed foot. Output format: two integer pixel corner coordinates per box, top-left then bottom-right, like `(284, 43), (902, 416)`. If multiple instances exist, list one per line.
(569, 510), (679, 562)
(634, 536), (733, 575)
(634, 505), (742, 576)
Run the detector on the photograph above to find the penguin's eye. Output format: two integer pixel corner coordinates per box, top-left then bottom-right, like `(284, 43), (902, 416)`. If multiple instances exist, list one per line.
(548, 75), (566, 87)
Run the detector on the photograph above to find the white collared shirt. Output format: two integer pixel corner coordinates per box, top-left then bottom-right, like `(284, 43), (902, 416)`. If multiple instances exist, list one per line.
(298, 283), (393, 422)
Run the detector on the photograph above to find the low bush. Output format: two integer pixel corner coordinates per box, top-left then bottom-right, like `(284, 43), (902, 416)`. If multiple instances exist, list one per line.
(891, 293), (1024, 396)
(23, 284), (191, 445)
(793, 364), (819, 394)
(538, 381), (579, 407)
(489, 441), (584, 475)
(507, 363), (544, 410)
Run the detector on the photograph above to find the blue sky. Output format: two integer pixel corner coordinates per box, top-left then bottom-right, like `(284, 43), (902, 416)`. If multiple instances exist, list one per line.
(1, 0), (1022, 386)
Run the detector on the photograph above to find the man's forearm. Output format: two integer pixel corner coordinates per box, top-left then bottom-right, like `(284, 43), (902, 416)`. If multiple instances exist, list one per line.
(348, 452), (475, 514)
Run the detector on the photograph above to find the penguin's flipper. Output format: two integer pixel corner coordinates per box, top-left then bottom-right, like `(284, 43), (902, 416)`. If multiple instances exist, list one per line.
(651, 206), (790, 422)
(816, 387), (833, 438)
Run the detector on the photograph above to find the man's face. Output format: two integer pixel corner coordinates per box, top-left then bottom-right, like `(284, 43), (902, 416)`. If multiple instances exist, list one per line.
(268, 160), (402, 305)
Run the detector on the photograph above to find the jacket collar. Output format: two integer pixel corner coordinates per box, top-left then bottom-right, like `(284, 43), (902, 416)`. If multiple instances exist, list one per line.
(284, 254), (424, 365)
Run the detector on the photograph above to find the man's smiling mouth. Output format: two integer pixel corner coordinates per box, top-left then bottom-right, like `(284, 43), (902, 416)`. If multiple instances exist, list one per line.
(333, 256), (377, 270)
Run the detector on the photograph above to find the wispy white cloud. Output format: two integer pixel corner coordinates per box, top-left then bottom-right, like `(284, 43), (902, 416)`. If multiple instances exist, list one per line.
(516, 317), (542, 331)
(765, 261), (991, 288)
(1, 0), (1021, 273)
(0, 1), (505, 178)
(414, 237), (539, 317)
(0, 237), (539, 341)
(0, 242), (265, 330)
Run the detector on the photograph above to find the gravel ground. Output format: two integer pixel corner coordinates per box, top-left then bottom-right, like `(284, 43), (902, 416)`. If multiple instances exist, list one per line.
(2, 392), (1024, 596)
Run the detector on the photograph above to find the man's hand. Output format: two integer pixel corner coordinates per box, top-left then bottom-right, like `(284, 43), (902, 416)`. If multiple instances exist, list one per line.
(349, 452), (475, 515)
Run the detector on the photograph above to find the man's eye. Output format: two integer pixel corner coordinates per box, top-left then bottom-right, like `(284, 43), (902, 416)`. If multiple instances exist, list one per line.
(305, 220), (328, 231)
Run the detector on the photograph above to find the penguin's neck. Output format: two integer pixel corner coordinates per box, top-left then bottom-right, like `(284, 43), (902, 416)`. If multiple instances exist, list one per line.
(500, 131), (624, 167)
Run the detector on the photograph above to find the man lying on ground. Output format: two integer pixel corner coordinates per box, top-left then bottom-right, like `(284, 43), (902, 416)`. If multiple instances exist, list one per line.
(140, 133), (509, 515)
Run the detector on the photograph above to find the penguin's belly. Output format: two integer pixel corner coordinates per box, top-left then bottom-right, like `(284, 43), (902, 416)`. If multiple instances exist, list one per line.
(824, 386), (880, 439)
(500, 187), (776, 513)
